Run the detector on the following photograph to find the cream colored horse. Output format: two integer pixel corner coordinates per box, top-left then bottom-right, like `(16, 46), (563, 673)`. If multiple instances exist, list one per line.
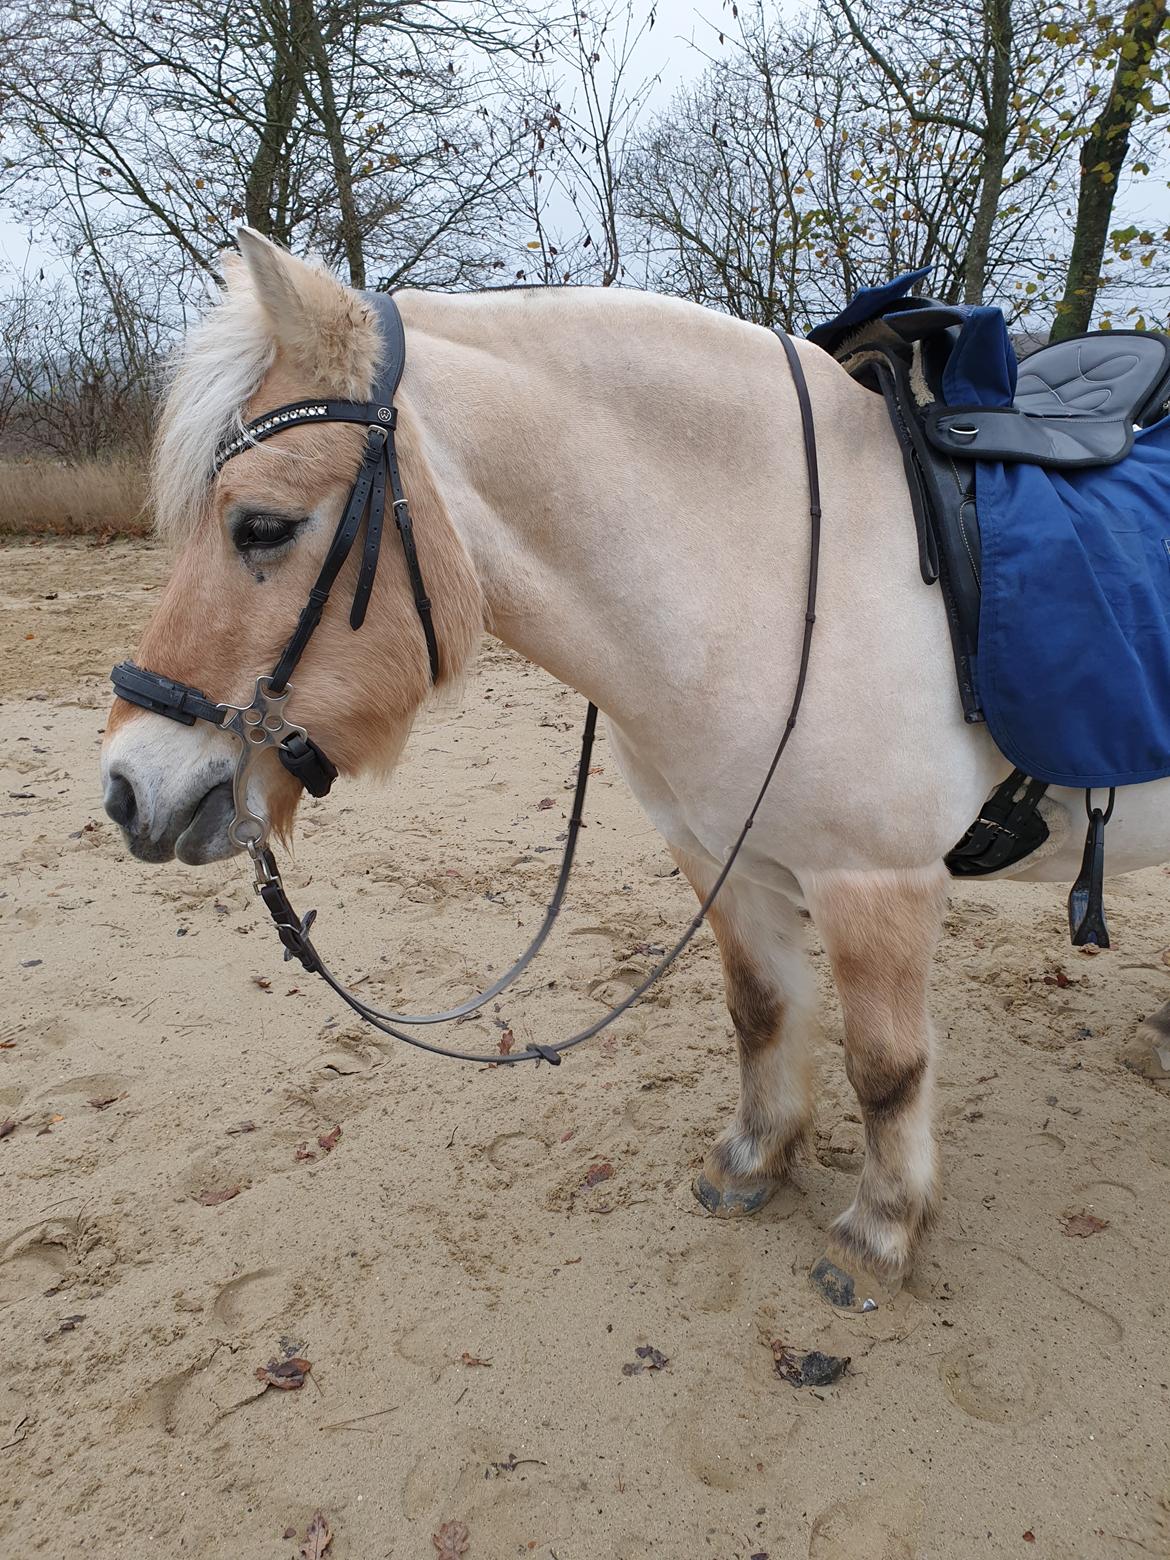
(102, 231), (1170, 1298)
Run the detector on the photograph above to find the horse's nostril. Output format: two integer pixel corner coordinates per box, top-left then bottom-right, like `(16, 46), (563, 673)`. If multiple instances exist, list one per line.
(104, 771), (139, 832)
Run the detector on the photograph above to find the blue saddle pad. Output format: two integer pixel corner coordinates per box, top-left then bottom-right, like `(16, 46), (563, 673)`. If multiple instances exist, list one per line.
(974, 418), (1170, 789)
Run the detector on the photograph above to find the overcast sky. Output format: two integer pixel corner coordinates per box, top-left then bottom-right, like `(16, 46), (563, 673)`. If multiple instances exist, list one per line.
(0, 1), (732, 279)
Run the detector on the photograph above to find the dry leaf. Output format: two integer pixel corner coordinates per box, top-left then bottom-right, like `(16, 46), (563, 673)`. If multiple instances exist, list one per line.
(460, 1351), (492, 1368)
(497, 1028), (515, 1056)
(1061, 1211), (1109, 1238)
(195, 1185), (241, 1206)
(770, 1342), (850, 1387)
(255, 1356), (312, 1390)
(300, 1510), (332, 1558)
(317, 1125), (342, 1153)
(87, 1093), (126, 1110)
(252, 975), (272, 990)
(582, 1161), (614, 1188)
(1023, 1532), (1036, 1544)
(295, 1144), (317, 1162)
(622, 1344), (669, 1376)
(536, 797), (555, 810)
(433, 1520), (470, 1558)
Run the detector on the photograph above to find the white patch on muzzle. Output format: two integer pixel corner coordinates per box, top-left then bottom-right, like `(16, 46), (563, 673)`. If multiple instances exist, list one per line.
(103, 714), (240, 852)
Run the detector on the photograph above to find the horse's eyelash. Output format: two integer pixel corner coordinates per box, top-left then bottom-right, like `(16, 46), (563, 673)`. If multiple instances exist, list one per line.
(232, 512), (303, 549)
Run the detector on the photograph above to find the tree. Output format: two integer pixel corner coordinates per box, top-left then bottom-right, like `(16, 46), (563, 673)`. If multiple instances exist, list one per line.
(0, 0), (549, 302)
(1051, 0), (1169, 338)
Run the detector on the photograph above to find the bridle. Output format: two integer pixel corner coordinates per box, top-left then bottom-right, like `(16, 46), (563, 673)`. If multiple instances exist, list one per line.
(110, 292), (822, 1067)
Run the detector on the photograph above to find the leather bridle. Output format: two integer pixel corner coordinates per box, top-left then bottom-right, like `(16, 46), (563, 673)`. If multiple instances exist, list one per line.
(109, 294), (822, 1067)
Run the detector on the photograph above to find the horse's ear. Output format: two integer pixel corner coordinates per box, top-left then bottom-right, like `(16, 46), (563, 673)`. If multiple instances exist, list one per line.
(234, 227), (378, 396)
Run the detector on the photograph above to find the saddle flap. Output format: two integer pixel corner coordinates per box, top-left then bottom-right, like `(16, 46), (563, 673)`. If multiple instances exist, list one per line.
(925, 405), (1134, 468)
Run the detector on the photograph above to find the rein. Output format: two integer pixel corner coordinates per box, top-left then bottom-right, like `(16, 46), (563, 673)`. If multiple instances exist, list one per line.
(110, 303), (821, 1066)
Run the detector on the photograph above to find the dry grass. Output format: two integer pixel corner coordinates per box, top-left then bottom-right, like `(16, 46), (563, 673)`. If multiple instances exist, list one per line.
(0, 458), (150, 537)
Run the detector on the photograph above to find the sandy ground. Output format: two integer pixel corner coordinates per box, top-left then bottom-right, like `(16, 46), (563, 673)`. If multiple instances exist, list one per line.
(2, 537), (1169, 1560)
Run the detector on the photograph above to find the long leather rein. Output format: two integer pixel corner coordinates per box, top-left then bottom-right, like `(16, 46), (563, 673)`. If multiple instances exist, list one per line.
(110, 297), (822, 1066)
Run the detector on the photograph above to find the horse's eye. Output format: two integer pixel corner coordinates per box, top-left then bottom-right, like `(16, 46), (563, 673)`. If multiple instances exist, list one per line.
(232, 512), (301, 552)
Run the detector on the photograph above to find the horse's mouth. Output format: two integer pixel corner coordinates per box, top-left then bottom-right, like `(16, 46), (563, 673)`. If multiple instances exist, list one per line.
(174, 779), (239, 865)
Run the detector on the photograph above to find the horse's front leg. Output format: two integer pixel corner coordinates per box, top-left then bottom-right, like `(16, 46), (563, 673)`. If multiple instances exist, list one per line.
(803, 863), (948, 1298)
(675, 852), (814, 1215)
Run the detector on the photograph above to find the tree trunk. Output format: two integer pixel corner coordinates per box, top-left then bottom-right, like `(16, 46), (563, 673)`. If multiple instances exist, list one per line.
(1051, 0), (1168, 341)
(960, 0), (1014, 304)
(244, 4), (303, 244)
(294, 0), (366, 287)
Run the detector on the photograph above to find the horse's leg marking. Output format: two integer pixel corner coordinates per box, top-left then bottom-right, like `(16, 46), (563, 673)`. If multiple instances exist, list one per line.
(803, 862), (949, 1283)
(675, 849), (813, 1215)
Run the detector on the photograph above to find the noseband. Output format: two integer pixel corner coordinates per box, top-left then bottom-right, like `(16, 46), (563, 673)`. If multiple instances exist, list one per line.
(110, 308), (822, 1068)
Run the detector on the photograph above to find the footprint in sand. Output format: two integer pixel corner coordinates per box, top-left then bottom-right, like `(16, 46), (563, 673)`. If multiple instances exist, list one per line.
(0, 1221), (74, 1305)
(661, 1240), (749, 1315)
(31, 1071), (135, 1106)
(940, 1336), (1055, 1425)
(211, 1269), (291, 1335)
(808, 1491), (924, 1559)
(0, 1014), (74, 1050)
(485, 1131), (550, 1180)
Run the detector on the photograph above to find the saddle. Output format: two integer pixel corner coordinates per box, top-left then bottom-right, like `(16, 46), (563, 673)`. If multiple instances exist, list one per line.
(809, 269), (1170, 944)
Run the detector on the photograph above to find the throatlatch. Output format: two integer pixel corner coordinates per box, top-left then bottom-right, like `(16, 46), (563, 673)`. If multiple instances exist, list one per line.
(110, 299), (823, 1066)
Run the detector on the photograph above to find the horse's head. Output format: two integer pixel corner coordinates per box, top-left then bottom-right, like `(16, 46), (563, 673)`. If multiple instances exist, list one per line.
(102, 230), (482, 865)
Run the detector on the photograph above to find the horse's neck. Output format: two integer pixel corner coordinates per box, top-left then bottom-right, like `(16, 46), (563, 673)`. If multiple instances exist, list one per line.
(396, 288), (885, 725)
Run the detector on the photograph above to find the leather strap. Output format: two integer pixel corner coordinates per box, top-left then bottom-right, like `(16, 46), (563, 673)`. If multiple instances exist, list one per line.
(110, 661), (224, 727)
(269, 426), (387, 692)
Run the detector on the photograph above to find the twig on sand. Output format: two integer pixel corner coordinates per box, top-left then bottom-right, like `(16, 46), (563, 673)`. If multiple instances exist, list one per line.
(318, 1403), (399, 1432)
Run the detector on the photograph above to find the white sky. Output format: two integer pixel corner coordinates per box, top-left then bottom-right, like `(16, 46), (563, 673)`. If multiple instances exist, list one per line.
(0, 0), (728, 279)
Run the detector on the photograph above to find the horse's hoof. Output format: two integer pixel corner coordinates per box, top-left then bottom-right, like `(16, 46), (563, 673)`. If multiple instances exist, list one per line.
(693, 1172), (776, 1217)
(810, 1252), (902, 1311)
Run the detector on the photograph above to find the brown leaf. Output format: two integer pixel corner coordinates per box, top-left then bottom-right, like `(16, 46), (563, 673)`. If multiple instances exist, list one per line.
(432, 1521), (470, 1558)
(1023, 1532), (1036, 1544)
(460, 1351), (492, 1368)
(254, 1356), (312, 1390)
(295, 1144), (317, 1162)
(497, 1028), (515, 1056)
(87, 1093), (126, 1111)
(300, 1510), (332, 1558)
(0, 1119), (16, 1140)
(1061, 1211), (1109, 1238)
(195, 1185), (241, 1206)
(536, 797), (555, 810)
(317, 1125), (342, 1153)
(282, 1528), (297, 1541)
(582, 1161), (613, 1188)
(252, 975), (272, 990)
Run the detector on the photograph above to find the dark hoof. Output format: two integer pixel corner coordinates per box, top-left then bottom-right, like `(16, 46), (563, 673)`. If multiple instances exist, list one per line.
(693, 1172), (776, 1218)
(810, 1256), (856, 1308)
(810, 1252), (902, 1311)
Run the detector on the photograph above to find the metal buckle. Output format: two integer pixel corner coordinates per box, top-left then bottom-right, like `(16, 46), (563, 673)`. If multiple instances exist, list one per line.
(216, 676), (308, 852)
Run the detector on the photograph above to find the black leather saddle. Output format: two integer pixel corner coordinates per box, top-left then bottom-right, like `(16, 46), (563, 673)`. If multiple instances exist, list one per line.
(831, 306), (1170, 723)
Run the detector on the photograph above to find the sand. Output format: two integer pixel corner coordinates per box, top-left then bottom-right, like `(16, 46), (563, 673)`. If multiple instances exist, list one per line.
(2, 536), (1169, 1560)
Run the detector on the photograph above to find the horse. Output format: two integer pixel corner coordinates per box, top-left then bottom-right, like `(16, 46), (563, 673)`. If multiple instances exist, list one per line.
(101, 229), (1170, 1303)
